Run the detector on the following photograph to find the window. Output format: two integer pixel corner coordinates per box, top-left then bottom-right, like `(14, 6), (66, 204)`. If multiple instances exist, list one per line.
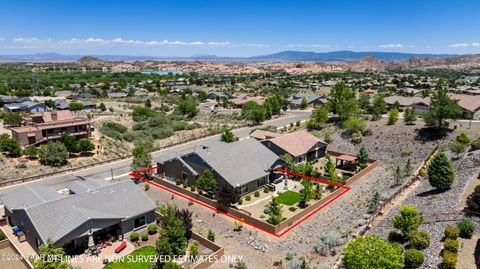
(240, 185), (248, 194)
(133, 216), (146, 229)
(257, 177), (266, 187)
(182, 172), (188, 182)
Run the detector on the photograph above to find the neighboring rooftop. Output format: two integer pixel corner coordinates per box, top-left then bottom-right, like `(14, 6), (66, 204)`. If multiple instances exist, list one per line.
(269, 130), (327, 157)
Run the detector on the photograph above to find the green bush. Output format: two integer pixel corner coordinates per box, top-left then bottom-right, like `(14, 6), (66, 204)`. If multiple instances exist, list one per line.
(147, 224), (158, 235)
(130, 232), (139, 242)
(245, 195), (251, 201)
(238, 198), (243, 205)
(458, 218), (476, 239)
(442, 251), (457, 269)
(404, 249), (424, 269)
(475, 184), (480, 193)
(141, 232), (148, 241)
(190, 185), (196, 192)
(444, 238), (459, 253)
(0, 230), (5, 241)
(263, 186), (270, 193)
(207, 229), (215, 242)
(408, 230), (430, 250)
(387, 230), (404, 243)
(289, 206), (297, 212)
(175, 178), (182, 185)
(254, 191), (260, 197)
(444, 225), (460, 240)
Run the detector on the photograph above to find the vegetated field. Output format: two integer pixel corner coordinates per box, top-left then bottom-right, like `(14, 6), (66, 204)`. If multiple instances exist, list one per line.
(103, 246), (156, 269)
(276, 190), (302, 206)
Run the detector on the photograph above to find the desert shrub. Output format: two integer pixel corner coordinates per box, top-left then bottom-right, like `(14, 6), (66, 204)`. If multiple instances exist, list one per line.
(404, 249), (424, 269)
(148, 224), (158, 234)
(444, 225), (460, 240)
(442, 251), (457, 269)
(189, 240), (199, 257)
(458, 218), (476, 239)
(475, 184), (480, 193)
(207, 229), (215, 242)
(471, 137), (480, 150)
(387, 230), (404, 243)
(100, 122), (128, 140)
(466, 192), (480, 212)
(343, 117), (366, 135)
(141, 232), (148, 241)
(130, 232), (139, 242)
(444, 238), (459, 253)
(245, 195), (251, 201)
(254, 191), (260, 197)
(408, 230), (430, 250)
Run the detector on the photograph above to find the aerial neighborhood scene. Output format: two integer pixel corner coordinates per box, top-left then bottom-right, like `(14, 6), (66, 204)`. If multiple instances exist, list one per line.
(2, 0), (480, 268)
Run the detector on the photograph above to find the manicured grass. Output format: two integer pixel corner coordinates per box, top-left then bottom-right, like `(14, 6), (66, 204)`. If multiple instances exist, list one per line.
(276, 191), (302, 206)
(104, 246), (156, 269)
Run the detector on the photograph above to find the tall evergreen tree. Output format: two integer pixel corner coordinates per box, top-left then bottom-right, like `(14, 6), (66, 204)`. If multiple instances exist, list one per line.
(427, 151), (455, 189)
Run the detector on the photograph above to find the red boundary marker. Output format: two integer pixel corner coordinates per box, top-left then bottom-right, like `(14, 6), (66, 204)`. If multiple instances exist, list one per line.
(130, 166), (350, 237)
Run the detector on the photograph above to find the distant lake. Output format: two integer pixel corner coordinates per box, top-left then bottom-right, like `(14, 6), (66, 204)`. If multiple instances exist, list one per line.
(141, 69), (183, 75)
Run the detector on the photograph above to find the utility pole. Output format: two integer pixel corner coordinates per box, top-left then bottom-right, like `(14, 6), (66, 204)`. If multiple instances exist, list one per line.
(111, 168), (114, 182)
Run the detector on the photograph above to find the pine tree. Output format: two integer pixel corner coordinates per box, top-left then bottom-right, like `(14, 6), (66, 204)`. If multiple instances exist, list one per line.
(404, 108), (417, 125)
(394, 166), (403, 186)
(388, 108), (399, 125)
(368, 191), (380, 213)
(427, 151), (455, 189)
(404, 158), (412, 177)
(357, 146), (369, 169)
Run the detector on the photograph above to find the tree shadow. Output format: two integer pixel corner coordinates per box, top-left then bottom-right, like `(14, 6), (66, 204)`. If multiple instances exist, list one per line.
(417, 188), (449, 197)
(475, 238), (480, 268)
(414, 127), (451, 142)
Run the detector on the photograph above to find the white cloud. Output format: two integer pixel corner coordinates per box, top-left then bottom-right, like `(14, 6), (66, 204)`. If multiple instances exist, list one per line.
(379, 44), (414, 49)
(4, 37), (268, 49)
(471, 43), (480, 47)
(449, 43), (470, 48)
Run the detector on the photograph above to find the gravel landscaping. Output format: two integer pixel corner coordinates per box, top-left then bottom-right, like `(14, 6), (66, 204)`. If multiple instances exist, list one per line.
(144, 119), (480, 268)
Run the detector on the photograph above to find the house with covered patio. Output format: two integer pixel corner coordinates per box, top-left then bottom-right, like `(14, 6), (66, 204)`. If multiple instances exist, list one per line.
(0, 178), (156, 254)
(262, 130), (328, 163)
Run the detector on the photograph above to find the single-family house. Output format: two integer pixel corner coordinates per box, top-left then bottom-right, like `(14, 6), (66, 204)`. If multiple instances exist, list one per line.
(207, 92), (230, 100)
(11, 110), (91, 147)
(262, 131), (328, 163)
(287, 93), (326, 109)
(156, 138), (284, 196)
(1, 178), (156, 253)
(3, 101), (47, 113)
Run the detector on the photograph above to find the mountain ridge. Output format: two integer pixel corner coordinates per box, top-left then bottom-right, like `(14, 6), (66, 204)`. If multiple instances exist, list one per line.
(0, 50), (459, 62)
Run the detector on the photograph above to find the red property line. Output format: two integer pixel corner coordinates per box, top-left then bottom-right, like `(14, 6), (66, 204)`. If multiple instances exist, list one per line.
(130, 166), (350, 237)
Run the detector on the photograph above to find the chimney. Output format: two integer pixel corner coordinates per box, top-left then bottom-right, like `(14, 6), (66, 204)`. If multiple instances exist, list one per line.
(51, 111), (58, 121)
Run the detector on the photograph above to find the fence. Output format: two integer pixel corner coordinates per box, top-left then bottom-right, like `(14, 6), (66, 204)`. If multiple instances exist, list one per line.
(153, 211), (225, 269)
(152, 154), (380, 236)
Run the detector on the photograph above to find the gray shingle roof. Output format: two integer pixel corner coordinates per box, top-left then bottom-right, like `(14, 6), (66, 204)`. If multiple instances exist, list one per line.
(192, 138), (282, 187)
(6, 179), (155, 244)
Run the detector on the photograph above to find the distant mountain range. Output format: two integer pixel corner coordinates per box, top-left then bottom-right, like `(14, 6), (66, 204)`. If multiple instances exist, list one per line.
(0, 50), (458, 62)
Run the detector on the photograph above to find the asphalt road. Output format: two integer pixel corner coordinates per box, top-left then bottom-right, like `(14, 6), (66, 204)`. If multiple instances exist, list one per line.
(0, 110), (311, 196)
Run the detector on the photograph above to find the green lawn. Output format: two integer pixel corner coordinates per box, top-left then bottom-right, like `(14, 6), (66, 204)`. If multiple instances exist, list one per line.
(276, 191), (302, 206)
(104, 246), (156, 269)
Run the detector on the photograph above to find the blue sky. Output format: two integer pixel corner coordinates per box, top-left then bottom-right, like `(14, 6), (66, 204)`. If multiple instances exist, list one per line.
(0, 0), (479, 56)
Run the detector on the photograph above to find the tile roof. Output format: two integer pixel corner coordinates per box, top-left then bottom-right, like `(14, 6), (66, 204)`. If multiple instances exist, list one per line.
(250, 130), (280, 140)
(269, 131), (327, 157)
